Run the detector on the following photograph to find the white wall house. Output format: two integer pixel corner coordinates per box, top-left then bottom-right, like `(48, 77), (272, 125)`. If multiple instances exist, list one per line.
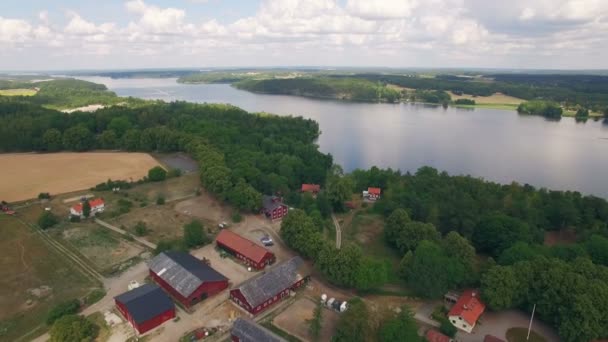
(447, 289), (486, 333)
(70, 198), (105, 218)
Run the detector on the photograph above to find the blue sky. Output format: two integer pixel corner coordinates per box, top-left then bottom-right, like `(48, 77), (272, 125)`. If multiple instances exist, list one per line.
(1, 0), (607, 70)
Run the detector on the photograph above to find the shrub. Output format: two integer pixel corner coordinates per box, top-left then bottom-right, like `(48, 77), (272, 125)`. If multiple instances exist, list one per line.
(46, 299), (80, 325)
(155, 239), (187, 255)
(38, 192), (51, 200)
(50, 315), (96, 342)
(69, 215), (81, 223)
(232, 212), (242, 223)
(439, 317), (457, 337)
(156, 195), (165, 205)
(167, 168), (182, 178)
(183, 220), (210, 248)
(148, 166), (167, 182)
(454, 98), (476, 105)
(84, 289), (106, 306)
(134, 221), (149, 236)
(38, 211), (59, 229)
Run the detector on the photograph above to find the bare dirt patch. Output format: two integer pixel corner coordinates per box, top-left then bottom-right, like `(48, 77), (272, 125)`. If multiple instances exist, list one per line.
(273, 297), (339, 342)
(0, 152), (160, 202)
(174, 191), (233, 223)
(109, 204), (193, 244)
(60, 226), (144, 271)
(544, 229), (577, 246)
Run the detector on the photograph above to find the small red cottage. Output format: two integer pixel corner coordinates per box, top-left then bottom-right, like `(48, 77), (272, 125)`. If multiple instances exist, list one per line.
(301, 184), (320, 195)
(262, 195), (288, 220)
(216, 229), (275, 270)
(114, 283), (175, 334)
(230, 256), (309, 315)
(231, 318), (286, 342)
(364, 187), (382, 201)
(70, 198), (105, 218)
(448, 289), (486, 333)
(148, 251), (229, 308)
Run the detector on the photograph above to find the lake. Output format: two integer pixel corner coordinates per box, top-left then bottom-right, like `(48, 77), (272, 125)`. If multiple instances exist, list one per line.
(78, 76), (608, 198)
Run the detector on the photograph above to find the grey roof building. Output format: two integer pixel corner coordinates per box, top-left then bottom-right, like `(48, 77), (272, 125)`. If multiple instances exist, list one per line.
(148, 251), (228, 306)
(231, 318), (286, 342)
(232, 256), (307, 309)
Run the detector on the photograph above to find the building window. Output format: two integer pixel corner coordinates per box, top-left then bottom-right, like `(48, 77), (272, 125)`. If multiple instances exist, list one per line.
(462, 324), (466, 328)
(458, 317), (462, 320)
(452, 320), (456, 324)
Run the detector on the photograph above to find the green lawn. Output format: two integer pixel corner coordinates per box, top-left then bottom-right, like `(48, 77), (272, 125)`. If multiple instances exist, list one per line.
(506, 327), (547, 342)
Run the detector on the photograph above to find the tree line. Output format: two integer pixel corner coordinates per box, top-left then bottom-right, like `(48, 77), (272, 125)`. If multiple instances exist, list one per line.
(0, 98), (333, 212)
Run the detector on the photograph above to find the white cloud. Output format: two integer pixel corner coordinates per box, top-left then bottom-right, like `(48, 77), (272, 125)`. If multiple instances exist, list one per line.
(1, 0), (607, 69)
(346, 0), (419, 19)
(0, 17), (33, 43)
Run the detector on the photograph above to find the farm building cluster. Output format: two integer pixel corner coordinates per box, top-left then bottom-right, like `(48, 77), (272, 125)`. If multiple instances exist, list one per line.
(112, 227), (311, 337)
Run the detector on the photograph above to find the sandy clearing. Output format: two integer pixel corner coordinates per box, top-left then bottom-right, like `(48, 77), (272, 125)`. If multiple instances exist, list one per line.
(61, 104), (106, 113)
(449, 91), (523, 105)
(0, 152), (160, 202)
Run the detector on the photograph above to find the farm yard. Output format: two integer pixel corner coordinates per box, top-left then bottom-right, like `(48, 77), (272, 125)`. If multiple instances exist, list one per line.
(273, 297), (340, 342)
(0, 214), (99, 342)
(0, 152), (160, 202)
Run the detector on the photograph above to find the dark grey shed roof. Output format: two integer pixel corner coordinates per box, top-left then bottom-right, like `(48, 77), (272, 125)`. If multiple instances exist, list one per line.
(232, 318), (286, 342)
(262, 195), (284, 212)
(148, 251), (228, 298)
(235, 256), (306, 308)
(114, 283), (173, 324)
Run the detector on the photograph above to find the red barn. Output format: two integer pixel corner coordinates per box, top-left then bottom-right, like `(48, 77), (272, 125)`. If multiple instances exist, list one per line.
(114, 283), (175, 335)
(231, 318), (286, 342)
(426, 329), (453, 342)
(148, 251), (229, 308)
(301, 184), (320, 195)
(262, 195), (288, 220)
(230, 256), (309, 315)
(367, 187), (382, 201)
(216, 230), (275, 270)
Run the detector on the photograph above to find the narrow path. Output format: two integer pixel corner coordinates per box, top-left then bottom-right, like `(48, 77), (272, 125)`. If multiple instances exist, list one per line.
(95, 218), (157, 249)
(332, 214), (342, 249)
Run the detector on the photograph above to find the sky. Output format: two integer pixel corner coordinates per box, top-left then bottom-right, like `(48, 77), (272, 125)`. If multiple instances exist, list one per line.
(0, 0), (607, 71)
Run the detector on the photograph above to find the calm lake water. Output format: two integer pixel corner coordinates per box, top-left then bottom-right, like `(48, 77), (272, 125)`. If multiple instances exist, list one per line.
(78, 76), (608, 198)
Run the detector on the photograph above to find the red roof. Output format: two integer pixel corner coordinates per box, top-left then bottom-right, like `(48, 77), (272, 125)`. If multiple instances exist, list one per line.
(71, 198), (105, 213)
(301, 184), (321, 193)
(216, 230), (273, 264)
(448, 289), (486, 326)
(484, 335), (505, 342)
(426, 329), (451, 342)
(368, 187), (381, 195)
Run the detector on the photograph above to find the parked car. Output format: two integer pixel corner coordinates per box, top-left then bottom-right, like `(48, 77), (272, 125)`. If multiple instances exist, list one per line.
(260, 235), (274, 246)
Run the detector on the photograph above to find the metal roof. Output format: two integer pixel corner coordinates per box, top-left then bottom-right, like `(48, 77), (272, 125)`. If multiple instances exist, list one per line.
(114, 283), (173, 325)
(232, 318), (286, 342)
(234, 256), (306, 308)
(148, 251), (228, 298)
(262, 195), (285, 212)
(216, 229), (273, 264)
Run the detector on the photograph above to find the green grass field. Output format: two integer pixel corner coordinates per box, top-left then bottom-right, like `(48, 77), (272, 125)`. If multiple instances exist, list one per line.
(506, 327), (547, 342)
(0, 89), (37, 96)
(0, 214), (98, 342)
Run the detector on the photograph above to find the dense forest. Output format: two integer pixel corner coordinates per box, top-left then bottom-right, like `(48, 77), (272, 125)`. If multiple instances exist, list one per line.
(282, 166), (608, 342)
(0, 78), (132, 109)
(234, 77), (401, 103)
(0, 97), (332, 211)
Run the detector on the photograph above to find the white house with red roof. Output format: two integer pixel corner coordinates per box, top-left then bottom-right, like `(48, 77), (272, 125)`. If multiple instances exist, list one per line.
(448, 289), (486, 333)
(70, 198), (105, 218)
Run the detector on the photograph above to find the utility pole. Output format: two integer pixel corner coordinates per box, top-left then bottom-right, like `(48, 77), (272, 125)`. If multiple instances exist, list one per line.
(527, 303), (536, 340)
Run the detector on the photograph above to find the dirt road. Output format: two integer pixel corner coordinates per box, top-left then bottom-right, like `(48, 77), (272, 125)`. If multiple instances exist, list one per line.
(332, 214), (342, 249)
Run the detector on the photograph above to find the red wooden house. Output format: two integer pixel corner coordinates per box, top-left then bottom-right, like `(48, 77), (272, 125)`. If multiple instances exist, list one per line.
(216, 229), (275, 270)
(114, 283), (175, 334)
(231, 318), (286, 342)
(366, 187), (382, 201)
(301, 184), (321, 195)
(230, 256), (309, 315)
(262, 195), (288, 220)
(148, 251), (229, 308)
